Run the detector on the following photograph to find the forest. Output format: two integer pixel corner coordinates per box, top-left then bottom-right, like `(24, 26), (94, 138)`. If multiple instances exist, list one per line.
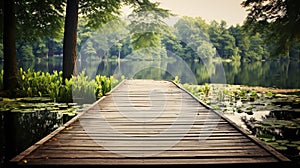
(1, 0), (300, 167)
(1, 16), (300, 62)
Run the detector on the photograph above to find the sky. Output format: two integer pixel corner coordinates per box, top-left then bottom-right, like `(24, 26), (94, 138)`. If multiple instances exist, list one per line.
(123, 0), (247, 26)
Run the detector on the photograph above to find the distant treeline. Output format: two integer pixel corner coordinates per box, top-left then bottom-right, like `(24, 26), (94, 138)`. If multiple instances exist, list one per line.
(1, 16), (299, 61)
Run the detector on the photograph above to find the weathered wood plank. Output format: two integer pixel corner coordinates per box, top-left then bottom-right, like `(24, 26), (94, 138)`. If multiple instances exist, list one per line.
(22, 157), (279, 165)
(10, 80), (290, 167)
(39, 144), (261, 151)
(27, 150), (272, 159)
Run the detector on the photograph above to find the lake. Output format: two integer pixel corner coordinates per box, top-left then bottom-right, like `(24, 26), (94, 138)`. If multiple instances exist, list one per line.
(1, 58), (299, 89)
(0, 58), (300, 166)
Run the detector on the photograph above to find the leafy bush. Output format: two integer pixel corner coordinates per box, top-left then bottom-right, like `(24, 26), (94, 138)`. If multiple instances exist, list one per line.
(1, 68), (119, 103)
(18, 68), (63, 98)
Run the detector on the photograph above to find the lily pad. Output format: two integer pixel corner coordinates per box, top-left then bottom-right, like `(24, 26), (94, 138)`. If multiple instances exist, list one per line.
(58, 105), (69, 110)
(291, 141), (300, 145)
(258, 134), (275, 142)
(286, 143), (298, 148)
(68, 103), (78, 106)
(0, 108), (11, 112)
(21, 97), (52, 103)
(274, 146), (288, 151)
(266, 142), (279, 147)
(276, 140), (289, 145)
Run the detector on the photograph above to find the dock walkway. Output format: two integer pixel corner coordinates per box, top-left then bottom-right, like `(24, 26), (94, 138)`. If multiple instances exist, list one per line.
(11, 80), (290, 167)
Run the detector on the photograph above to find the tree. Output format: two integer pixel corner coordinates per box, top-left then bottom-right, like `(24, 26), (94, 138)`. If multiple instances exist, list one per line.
(174, 16), (212, 60)
(123, 2), (171, 60)
(17, 44), (34, 60)
(161, 34), (184, 58)
(62, 0), (170, 80)
(197, 41), (216, 59)
(248, 33), (269, 60)
(0, 0), (65, 94)
(208, 20), (239, 60)
(63, 0), (79, 80)
(242, 0), (300, 55)
(2, 0), (17, 93)
(228, 25), (250, 59)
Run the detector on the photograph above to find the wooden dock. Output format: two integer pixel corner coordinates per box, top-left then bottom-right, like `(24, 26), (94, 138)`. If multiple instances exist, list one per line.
(10, 80), (291, 167)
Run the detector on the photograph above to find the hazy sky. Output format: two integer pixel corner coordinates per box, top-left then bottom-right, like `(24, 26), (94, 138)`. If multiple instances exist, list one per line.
(155, 0), (247, 25)
(123, 0), (247, 26)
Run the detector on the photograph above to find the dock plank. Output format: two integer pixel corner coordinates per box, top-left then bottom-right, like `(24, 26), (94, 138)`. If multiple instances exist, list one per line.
(10, 80), (291, 166)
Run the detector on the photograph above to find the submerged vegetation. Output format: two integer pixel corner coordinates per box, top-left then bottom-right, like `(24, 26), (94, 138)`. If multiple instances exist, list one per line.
(174, 77), (300, 161)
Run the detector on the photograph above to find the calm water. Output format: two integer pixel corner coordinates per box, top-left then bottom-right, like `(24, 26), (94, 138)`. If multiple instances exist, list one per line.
(0, 58), (300, 166)
(0, 110), (64, 167)
(2, 58), (298, 89)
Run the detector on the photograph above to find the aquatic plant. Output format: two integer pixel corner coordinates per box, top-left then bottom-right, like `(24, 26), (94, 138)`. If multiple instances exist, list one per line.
(203, 83), (210, 97)
(266, 91), (275, 99)
(175, 78), (300, 160)
(173, 76), (180, 84)
(1, 68), (119, 103)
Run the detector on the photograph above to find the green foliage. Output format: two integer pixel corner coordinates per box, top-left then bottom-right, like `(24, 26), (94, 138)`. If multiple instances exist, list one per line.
(242, 0), (300, 55)
(128, 3), (172, 60)
(173, 76), (181, 84)
(18, 68), (63, 99)
(202, 83), (210, 97)
(17, 44), (35, 60)
(0, 0), (65, 41)
(208, 20), (240, 60)
(1, 68), (119, 103)
(266, 92), (275, 98)
(95, 75), (112, 98)
(257, 134), (276, 142)
(197, 41), (216, 59)
(78, 0), (122, 30)
(174, 16), (212, 60)
(250, 91), (257, 98)
(3, 0), (299, 63)
(182, 83), (191, 90)
(71, 72), (95, 103)
(180, 82), (211, 98)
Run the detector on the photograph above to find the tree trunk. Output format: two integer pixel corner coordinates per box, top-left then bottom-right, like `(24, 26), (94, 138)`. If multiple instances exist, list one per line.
(118, 47), (121, 74)
(63, 0), (79, 81)
(3, 0), (18, 94)
(47, 40), (54, 57)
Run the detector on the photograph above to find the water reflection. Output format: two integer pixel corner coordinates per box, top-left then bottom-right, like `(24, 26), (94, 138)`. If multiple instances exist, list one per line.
(225, 61), (300, 89)
(76, 59), (300, 88)
(243, 108), (300, 161)
(0, 59), (299, 88)
(0, 110), (63, 166)
(86, 59), (300, 89)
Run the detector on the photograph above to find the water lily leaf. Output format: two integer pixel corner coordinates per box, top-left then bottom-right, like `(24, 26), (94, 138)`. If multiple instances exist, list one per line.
(274, 146), (288, 151)
(276, 140), (289, 145)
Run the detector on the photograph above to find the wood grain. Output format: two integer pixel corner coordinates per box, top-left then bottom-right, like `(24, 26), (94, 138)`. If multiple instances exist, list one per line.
(10, 79), (290, 167)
